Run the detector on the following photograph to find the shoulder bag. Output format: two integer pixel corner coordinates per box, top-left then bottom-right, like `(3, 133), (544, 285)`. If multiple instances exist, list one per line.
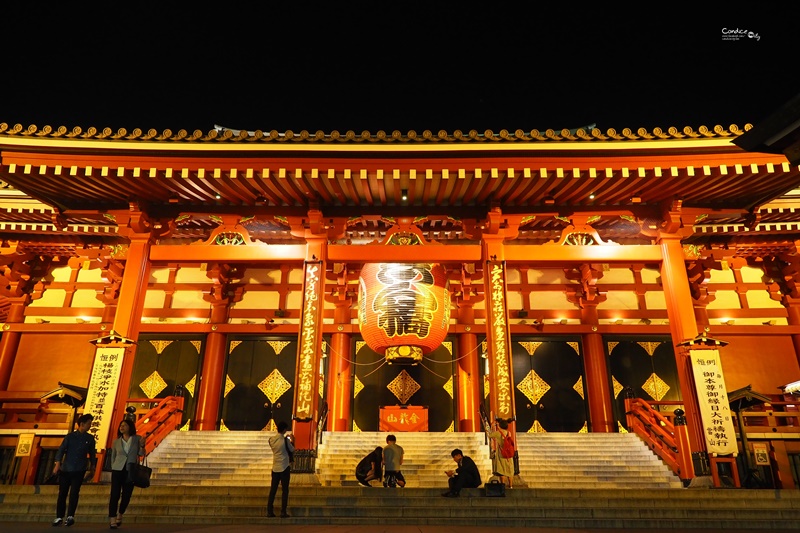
(127, 454), (152, 489)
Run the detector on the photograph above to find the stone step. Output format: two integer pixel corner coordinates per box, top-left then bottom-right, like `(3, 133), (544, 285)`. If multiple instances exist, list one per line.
(2, 486), (799, 528)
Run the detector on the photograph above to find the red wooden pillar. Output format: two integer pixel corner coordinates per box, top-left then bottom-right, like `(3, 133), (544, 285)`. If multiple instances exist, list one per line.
(0, 298), (27, 390)
(457, 301), (480, 432)
(326, 302), (352, 432)
(582, 332), (614, 433)
(580, 305), (614, 433)
(107, 236), (152, 449)
(659, 235), (704, 455)
(195, 331), (226, 430)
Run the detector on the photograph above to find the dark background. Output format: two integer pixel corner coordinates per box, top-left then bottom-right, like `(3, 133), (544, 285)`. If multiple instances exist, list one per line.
(1, 4), (796, 134)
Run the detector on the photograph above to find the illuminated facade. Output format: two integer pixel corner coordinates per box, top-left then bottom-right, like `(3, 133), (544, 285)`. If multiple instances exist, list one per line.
(1, 121), (799, 486)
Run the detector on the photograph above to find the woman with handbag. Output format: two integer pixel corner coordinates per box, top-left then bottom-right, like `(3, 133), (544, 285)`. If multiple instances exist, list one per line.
(107, 419), (144, 529)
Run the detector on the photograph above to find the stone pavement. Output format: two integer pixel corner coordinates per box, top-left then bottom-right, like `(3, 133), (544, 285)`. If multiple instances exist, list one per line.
(1, 524), (795, 533)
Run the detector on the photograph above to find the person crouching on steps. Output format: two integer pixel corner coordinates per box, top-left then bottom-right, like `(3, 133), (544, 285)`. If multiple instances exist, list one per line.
(267, 421), (294, 518)
(355, 446), (383, 487)
(382, 434), (406, 488)
(442, 448), (481, 497)
(108, 419), (144, 529)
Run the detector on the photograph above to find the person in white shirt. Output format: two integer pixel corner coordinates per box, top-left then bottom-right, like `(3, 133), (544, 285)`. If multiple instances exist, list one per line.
(267, 421), (294, 518)
(107, 419), (144, 529)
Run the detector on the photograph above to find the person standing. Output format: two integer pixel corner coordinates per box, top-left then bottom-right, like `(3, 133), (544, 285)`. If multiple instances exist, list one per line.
(382, 434), (406, 488)
(52, 413), (96, 527)
(267, 421), (294, 518)
(107, 419), (145, 529)
(442, 448), (481, 497)
(355, 446), (384, 487)
(489, 419), (514, 489)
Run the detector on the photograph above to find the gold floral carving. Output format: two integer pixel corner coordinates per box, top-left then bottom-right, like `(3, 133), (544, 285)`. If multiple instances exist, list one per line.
(442, 375), (454, 399)
(481, 340), (487, 356)
(184, 375), (197, 397)
(566, 342), (580, 355)
(484, 375), (490, 398)
(190, 341), (202, 354)
(318, 375), (324, 399)
(223, 375), (235, 398)
(607, 341), (619, 354)
(573, 376), (585, 399)
(579, 422), (588, 433)
(617, 421), (628, 434)
(356, 341), (366, 353)
(268, 340), (291, 355)
(446, 421), (454, 433)
(219, 420), (230, 432)
(352, 421), (361, 433)
(387, 370), (421, 405)
(519, 341), (542, 356)
(641, 373), (670, 401)
(263, 419), (277, 432)
(442, 341), (452, 355)
(229, 341), (242, 354)
(517, 369), (550, 405)
(139, 371), (167, 399)
(149, 340), (172, 355)
(258, 369), (292, 404)
(612, 376), (624, 399)
(353, 375), (364, 397)
(179, 419), (191, 432)
(637, 341), (661, 356)
(528, 420), (547, 433)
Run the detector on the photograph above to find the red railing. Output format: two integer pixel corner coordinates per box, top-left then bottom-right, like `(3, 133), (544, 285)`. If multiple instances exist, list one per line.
(625, 395), (694, 481)
(128, 395), (185, 454)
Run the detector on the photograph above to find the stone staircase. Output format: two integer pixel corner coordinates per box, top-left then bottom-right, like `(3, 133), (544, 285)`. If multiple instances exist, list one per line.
(315, 431), (492, 487)
(2, 484), (800, 528)
(516, 432), (684, 489)
(145, 430), (682, 489)
(2, 430), (799, 528)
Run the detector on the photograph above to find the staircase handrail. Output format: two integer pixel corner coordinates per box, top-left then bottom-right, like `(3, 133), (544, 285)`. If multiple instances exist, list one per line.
(134, 395), (185, 455)
(317, 401), (328, 445)
(625, 393), (689, 478)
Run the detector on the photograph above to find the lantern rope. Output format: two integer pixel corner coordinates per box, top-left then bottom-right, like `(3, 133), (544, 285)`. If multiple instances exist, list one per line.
(422, 341), (481, 364)
(322, 340), (385, 366)
(361, 359), (388, 378)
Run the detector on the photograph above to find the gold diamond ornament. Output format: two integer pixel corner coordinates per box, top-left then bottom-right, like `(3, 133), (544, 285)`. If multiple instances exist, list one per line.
(528, 420), (547, 433)
(353, 375), (364, 397)
(573, 376), (585, 399)
(223, 375), (235, 398)
(268, 340), (291, 355)
(387, 369), (421, 405)
(516, 369), (550, 405)
(139, 371), (168, 399)
(258, 369), (292, 404)
(149, 340), (172, 355)
(641, 372), (670, 401)
(519, 341), (542, 356)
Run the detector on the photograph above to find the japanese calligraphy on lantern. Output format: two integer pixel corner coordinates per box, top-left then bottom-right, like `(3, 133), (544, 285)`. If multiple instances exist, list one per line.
(84, 346), (125, 451)
(690, 349), (737, 455)
(489, 263), (513, 418)
(295, 263), (321, 420)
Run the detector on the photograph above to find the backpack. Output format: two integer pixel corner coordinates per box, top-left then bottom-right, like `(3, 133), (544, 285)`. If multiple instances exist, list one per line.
(499, 431), (515, 459)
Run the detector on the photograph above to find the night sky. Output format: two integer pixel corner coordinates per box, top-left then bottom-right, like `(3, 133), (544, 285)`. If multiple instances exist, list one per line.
(1, 5), (796, 135)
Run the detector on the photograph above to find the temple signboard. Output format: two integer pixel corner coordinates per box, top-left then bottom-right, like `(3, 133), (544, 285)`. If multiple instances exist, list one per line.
(690, 349), (737, 455)
(84, 346), (125, 451)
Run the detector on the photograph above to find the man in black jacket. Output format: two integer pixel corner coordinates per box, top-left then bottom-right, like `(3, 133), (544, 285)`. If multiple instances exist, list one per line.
(52, 413), (96, 527)
(442, 448), (482, 497)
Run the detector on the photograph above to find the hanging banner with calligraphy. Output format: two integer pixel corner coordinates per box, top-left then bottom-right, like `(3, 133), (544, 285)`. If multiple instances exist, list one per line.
(84, 346), (126, 451)
(689, 349), (737, 455)
(294, 261), (322, 421)
(486, 261), (514, 420)
(379, 406), (428, 432)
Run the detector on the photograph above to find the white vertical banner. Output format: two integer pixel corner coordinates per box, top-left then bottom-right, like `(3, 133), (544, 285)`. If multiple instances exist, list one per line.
(84, 346), (126, 451)
(690, 348), (737, 455)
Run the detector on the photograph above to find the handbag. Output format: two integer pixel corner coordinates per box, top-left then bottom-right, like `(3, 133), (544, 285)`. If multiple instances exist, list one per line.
(127, 456), (152, 489)
(484, 479), (506, 497)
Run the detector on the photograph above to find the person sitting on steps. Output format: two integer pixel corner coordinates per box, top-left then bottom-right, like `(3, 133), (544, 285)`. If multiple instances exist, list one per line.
(442, 448), (482, 497)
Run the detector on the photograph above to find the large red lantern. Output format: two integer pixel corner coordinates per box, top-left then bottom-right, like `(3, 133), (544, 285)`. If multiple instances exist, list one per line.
(358, 263), (450, 364)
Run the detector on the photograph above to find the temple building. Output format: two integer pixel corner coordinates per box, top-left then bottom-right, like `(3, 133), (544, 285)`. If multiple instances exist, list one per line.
(0, 120), (799, 487)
